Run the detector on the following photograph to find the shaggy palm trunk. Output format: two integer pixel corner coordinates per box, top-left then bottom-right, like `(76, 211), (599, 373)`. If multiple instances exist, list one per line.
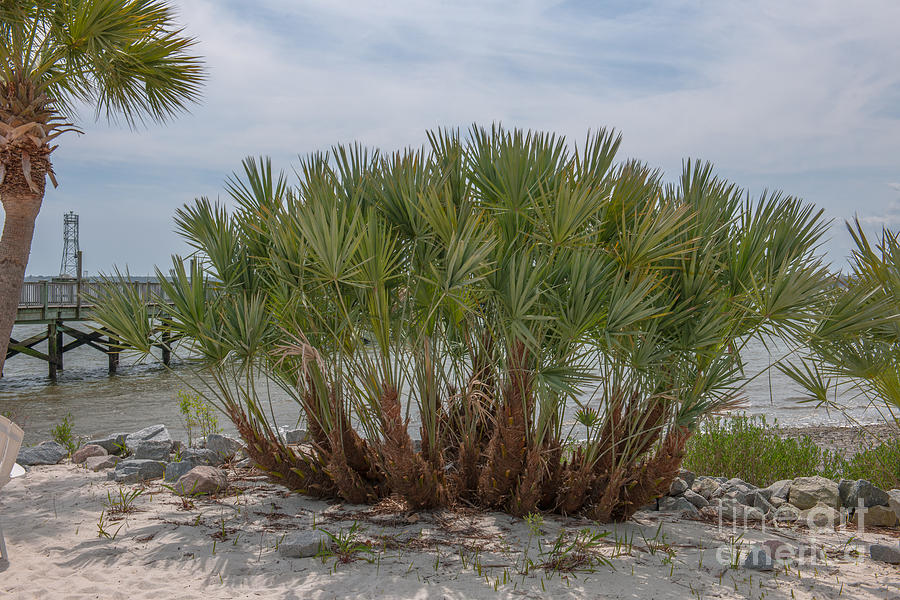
(0, 190), (43, 377)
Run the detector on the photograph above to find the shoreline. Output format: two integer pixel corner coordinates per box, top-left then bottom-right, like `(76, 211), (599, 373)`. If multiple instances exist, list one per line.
(778, 422), (899, 458)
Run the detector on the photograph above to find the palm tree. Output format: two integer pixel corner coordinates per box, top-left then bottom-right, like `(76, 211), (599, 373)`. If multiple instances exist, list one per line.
(0, 0), (204, 376)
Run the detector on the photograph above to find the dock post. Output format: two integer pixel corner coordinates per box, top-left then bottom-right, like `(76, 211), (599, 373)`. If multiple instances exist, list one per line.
(56, 321), (64, 371)
(161, 330), (171, 366)
(107, 334), (119, 375)
(48, 322), (58, 381)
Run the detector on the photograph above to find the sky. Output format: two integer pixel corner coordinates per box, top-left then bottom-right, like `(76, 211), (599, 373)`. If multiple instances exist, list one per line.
(7, 0), (900, 276)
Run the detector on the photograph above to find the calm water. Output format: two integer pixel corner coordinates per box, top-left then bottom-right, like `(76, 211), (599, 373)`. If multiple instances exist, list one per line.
(0, 323), (884, 444)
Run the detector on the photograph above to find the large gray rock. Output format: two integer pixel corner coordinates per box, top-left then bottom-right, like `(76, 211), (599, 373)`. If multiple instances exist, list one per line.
(658, 496), (700, 516)
(889, 489), (900, 521)
(870, 544), (900, 564)
(174, 466), (228, 495)
(759, 479), (792, 502)
(692, 477), (720, 500)
(715, 499), (765, 522)
(838, 479), (855, 507)
(284, 429), (308, 444)
(279, 530), (331, 558)
(72, 444), (107, 464)
(677, 469), (696, 489)
(124, 425), (170, 453)
(851, 505), (898, 528)
(772, 504), (801, 524)
(683, 489), (709, 509)
(668, 477), (688, 496)
(111, 459), (167, 483)
(798, 502), (841, 529)
(206, 434), (243, 461)
(164, 461), (195, 482)
(788, 476), (840, 510)
(91, 433), (127, 455)
(133, 439), (173, 461)
(180, 447), (222, 466)
(752, 492), (775, 515)
(744, 547), (774, 570)
(85, 455), (120, 472)
(844, 479), (890, 509)
(17, 441), (66, 465)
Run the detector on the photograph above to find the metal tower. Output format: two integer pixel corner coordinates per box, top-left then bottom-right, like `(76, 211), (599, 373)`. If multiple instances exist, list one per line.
(59, 211), (80, 278)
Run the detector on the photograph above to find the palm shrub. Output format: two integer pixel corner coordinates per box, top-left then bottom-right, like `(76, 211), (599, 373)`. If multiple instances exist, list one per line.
(92, 125), (833, 520)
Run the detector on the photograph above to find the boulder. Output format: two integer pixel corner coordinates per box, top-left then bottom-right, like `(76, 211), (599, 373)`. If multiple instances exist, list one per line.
(752, 492), (775, 515)
(180, 447), (221, 467)
(844, 479), (890, 509)
(279, 530), (331, 558)
(743, 547), (774, 570)
(234, 458), (253, 469)
(17, 441), (66, 465)
(111, 459), (166, 483)
(788, 476), (840, 510)
(677, 469), (696, 489)
(668, 477), (688, 496)
(715, 499), (765, 522)
(72, 444), (107, 464)
(870, 544), (900, 564)
(772, 504), (801, 524)
(759, 479), (792, 502)
(683, 489), (709, 509)
(85, 455), (120, 472)
(798, 502), (842, 529)
(761, 539), (794, 562)
(851, 505), (898, 528)
(124, 425), (170, 453)
(658, 496), (700, 516)
(692, 477), (720, 500)
(284, 429), (308, 444)
(838, 479), (855, 507)
(164, 461), (195, 482)
(174, 466), (228, 495)
(206, 434), (243, 461)
(889, 489), (900, 521)
(91, 433), (128, 455)
(133, 439), (173, 461)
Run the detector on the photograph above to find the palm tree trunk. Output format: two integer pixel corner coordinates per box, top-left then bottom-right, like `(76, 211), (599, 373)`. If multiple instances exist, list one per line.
(0, 192), (43, 377)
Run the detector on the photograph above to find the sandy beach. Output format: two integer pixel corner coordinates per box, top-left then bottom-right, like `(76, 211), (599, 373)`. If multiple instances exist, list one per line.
(1, 461), (899, 600)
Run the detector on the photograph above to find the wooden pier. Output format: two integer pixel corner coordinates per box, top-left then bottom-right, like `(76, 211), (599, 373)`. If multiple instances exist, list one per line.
(8, 279), (170, 380)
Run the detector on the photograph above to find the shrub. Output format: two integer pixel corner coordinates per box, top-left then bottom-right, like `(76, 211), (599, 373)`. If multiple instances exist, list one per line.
(177, 390), (220, 446)
(51, 412), (80, 457)
(93, 125), (837, 521)
(839, 438), (900, 491)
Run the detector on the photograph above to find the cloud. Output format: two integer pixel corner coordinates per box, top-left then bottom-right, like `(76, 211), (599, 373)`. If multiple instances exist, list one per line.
(7, 0), (900, 273)
(859, 183), (900, 227)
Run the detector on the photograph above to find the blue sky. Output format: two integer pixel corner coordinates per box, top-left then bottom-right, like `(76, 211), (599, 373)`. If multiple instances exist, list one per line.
(9, 0), (900, 275)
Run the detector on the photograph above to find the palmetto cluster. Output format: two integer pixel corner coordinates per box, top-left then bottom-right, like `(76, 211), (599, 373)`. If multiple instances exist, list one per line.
(95, 125), (840, 521)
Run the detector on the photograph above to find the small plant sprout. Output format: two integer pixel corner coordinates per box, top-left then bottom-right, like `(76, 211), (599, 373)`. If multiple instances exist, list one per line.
(51, 413), (81, 457)
(316, 522), (373, 566)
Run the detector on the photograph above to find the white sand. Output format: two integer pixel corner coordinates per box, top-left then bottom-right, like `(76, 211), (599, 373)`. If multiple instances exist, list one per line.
(1, 464), (898, 599)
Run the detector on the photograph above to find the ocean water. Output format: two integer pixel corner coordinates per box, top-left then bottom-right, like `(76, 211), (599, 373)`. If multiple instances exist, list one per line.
(0, 323), (884, 444)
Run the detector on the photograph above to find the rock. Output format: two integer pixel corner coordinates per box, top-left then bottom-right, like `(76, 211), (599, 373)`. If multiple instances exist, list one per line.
(725, 477), (753, 490)
(171, 440), (185, 454)
(692, 477), (720, 500)
(174, 466), (228, 495)
(798, 502), (842, 529)
(91, 433), (128, 455)
(715, 499), (765, 522)
(851, 505), (899, 528)
(769, 496), (785, 508)
(72, 444), (107, 464)
(180, 448), (222, 467)
(723, 489), (752, 506)
(788, 476), (840, 510)
(744, 547), (774, 570)
(279, 530), (331, 558)
(85, 455), (120, 472)
(206, 434), (243, 461)
(844, 479), (890, 509)
(284, 429), (308, 444)
(234, 458), (253, 469)
(752, 492), (775, 515)
(772, 504), (801, 523)
(133, 439), (173, 461)
(658, 496), (700, 516)
(677, 469), (696, 489)
(760, 479), (792, 502)
(761, 539), (794, 562)
(112, 459), (167, 483)
(683, 489), (709, 509)
(838, 479), (855, 506)
(870, 544), (900, 564)
(164, 461), (195, 482)
(17, 441), (66, 465)
(889, 489), (900, 521)
(124, 425), (170, 453)
(669, 477), (688, 496)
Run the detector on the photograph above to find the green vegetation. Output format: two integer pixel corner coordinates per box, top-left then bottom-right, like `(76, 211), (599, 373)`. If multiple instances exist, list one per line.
(93, 125), (867, 521)
(683, 416), (841, 486)
(177, 389), (220, 446)
(51, 412), (80, 457)
(683, 415), (900, 490)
